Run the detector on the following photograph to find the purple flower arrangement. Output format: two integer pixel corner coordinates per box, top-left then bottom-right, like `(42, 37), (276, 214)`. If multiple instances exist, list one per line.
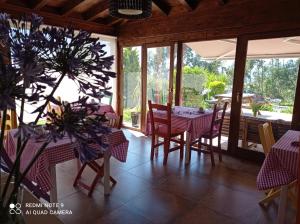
(0, 13), (116, 221)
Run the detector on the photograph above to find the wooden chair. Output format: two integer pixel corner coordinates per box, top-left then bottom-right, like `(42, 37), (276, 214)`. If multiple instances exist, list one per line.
(73, 114), (122, 196)
(191, 102), (228, 166)
(258, 122), (275, 155)
(148, 100), (185, 165)
(258, 122), (281, 205)
(0, 110), (17, 137)
(106, 114), (123, 129)
(47, 96), (63, 122)
(258, 122), (297, 206)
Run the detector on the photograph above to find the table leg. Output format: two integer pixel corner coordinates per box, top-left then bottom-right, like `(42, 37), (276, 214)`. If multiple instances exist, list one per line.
(76, 158), (81, 171)
(277, 185), (288, 224)
(104, 152), (111, 196)
(49, 165), (57, 203)
(185, 132), (191, 165)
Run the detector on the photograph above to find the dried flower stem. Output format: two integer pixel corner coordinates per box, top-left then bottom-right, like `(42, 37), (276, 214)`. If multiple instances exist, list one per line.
(13, 90), (25, 204)
(4, 141), (49, 210)
(1, 74), (65, 204)
(0, 108), (7, 204)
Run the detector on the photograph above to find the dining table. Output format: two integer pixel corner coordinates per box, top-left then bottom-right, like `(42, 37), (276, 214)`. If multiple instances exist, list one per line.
(5, 128), (129, 203)
(146, 106), (213, 164)
(257, 130), (300, 224)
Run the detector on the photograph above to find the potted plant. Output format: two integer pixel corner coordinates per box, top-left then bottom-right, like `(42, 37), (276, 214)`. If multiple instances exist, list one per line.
(0, 13), (116, 223)
(130, 106), (140, 128)
(130, 78), (141, 128)
(251, 101), (264, 117)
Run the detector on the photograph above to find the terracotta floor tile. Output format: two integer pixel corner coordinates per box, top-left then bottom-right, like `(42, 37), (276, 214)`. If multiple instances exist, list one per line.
(125, 188), (197, 224)
(173, 203), (238, 224)
(95, 205), (153, 224)
(52, 129), (295, 224)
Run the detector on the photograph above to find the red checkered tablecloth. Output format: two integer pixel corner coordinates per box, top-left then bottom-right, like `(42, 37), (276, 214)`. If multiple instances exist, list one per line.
(257, 130), (300, 190)
(5, 128), (129, 192)
(146, 109), (213, 141)
(97, 103), (114, 114)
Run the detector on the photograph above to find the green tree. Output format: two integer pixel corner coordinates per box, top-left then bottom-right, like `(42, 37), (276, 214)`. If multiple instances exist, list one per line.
(123, 47), (140, 108)
(183, 45), (223, 74)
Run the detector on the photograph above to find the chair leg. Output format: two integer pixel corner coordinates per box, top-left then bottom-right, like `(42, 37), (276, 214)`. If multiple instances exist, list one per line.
(150, 135), (155, 160)
(155, 135), (159, 158)
(180, 134), (184, 160)
(259, 188), (281, 206)
(73, 163), (87, 187)
(88, 172), (103, 197)
(110, 176), (117, 186)
(209, 138), (215, 167)
(218, 136), (222, 162)
(163, 138), (170, 165)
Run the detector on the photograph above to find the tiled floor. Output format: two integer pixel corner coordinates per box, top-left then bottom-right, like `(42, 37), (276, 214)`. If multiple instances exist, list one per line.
(55, 129), (296, 224)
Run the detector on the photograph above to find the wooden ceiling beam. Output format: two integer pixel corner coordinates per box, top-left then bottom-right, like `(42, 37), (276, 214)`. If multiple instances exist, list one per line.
(106, 18), (123, 26)
(30, 0), (49, 10)
(84, 0), (109, 22)
(218, 0), (227, 6)
(177, 0), (200, 11)
(152, 0), (171, 16)
(60, 0), (85, 16)
(177, 0), (193, 11)
(0, 2), (115, 35)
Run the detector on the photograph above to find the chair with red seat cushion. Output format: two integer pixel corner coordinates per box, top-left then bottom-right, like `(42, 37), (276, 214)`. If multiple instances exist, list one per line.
(191, 102), (228, 166)
(148, 100), (185, 165)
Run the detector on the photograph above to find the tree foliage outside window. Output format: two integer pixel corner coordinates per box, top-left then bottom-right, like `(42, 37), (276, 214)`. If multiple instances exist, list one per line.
(182, 45), (299, 114)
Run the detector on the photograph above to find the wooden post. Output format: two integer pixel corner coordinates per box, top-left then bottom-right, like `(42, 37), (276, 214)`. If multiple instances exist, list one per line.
(175, 42), (183, 106)
(291, 63), (300, 131)
(140, 45), (148, 133)
(227, 36), (248, 153)
(169, 44), (175, 104)
(116, 41), (123, 117)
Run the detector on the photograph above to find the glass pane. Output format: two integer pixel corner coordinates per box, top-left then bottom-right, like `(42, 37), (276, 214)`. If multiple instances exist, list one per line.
(147, 47), (170, 105)
(239, 37), (300, 152)
(182, 39), (237, 150)
(122, 47), (142, 128)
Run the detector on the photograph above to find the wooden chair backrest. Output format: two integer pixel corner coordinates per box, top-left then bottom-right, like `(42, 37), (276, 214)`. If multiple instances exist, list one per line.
(47, 97), (63, 117)
(258, 122), (275, 155)
(148, 100), (171, 136)
(210, 102), (228, 136)
(0, 110), (17, 138)
(106, 114), (123, 129)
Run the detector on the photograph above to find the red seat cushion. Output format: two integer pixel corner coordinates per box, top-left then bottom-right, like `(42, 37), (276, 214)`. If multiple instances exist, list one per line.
(154, 124), (185, 137)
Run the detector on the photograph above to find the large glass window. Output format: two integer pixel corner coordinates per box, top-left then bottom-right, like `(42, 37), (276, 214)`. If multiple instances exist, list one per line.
(182, 39), (236, 150)
(19, 33), (117, 123)
(238, 37), (300, 152)
(147, 46), (171, 105)
(122, 47), (142, 128)
(55, 34), (117, 106)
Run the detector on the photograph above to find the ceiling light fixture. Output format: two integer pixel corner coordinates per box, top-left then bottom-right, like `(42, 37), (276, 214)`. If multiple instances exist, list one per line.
(109, 0), (152, 19)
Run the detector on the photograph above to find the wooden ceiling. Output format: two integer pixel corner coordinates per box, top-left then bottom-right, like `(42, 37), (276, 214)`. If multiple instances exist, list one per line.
(0, 0), (226, 35)
(0, 0), (299, 48)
